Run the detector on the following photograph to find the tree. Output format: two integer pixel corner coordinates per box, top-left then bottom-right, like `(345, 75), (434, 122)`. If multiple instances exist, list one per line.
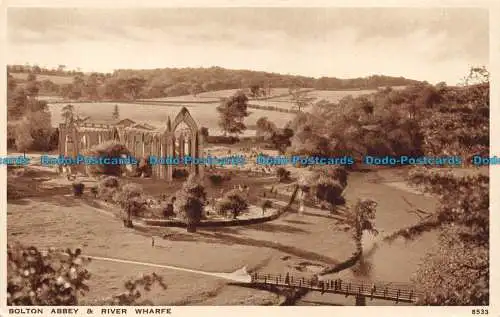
(256, 117), (277, 139)
(122, 76), (147, 100)
(216, 91), (250, 136)
(215, 189), (249, 219)
(199, 127), (209, 139)
(112, 104), (120, 121)
(84, 73), (100, 100)
(113, 183), (146, 228)
(15, 119), (34, 154)
(61, 104), (75, 124)
(270, 128), (294, 154)
(290, 88), (311, 112)
(8, 87), (28, 120)
(334, 199), (378, 257)
(25, 74), (40, 98)
(174, 175), (206, 232)
(250, 84), (261, 98)
(261, 199), (273, 216)
(276, 167), (291, 182)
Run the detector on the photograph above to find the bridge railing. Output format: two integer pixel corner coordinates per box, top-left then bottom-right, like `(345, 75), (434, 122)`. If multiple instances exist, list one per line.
(251, 272), (422, 303)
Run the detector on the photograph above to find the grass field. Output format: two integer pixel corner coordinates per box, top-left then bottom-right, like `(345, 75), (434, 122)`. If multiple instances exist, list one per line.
(48, 102), (296, 135)
(11, 72), (74, 85)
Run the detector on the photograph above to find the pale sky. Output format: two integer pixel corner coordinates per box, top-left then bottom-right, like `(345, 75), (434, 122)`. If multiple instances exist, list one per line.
(7, 7), (489, 85)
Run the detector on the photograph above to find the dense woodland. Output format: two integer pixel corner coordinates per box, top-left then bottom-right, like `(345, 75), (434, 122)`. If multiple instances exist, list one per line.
(7, 64), (421, 100)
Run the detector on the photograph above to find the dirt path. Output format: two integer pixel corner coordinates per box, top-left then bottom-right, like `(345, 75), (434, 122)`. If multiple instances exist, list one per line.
(86, 255), (252, 283)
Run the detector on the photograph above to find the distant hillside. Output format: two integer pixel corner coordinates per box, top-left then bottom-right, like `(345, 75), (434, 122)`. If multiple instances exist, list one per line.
(7, 64), (422, 100)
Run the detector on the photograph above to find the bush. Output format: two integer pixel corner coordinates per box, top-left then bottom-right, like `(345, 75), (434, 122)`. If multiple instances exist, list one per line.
(7, 243), (91, 305)
(97, 176), (120, 202)
(261, 199), (273, 215)
(276, 167), (291, 182)
(113, 183), (144, 209)
(172, 168), (189, 179)
(84, 141), (131, 176)
(72, 182), (85, 197)
(207, 173), (230, 185)
(314, 177), (345, 208)
(215, 189), (249, 219)
(100, 176), (120, 188)
(7, 243), (166, 305)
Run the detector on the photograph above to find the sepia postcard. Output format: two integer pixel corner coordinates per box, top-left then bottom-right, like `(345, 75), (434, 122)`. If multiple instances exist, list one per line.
(1, 1), (498, 317)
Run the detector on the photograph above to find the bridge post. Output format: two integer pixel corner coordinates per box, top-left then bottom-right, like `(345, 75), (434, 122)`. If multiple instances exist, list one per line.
(355, 295), (367, 306)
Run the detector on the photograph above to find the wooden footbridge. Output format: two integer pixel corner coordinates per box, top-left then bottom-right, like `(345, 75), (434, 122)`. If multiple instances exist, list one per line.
(250, 272), (422, 305)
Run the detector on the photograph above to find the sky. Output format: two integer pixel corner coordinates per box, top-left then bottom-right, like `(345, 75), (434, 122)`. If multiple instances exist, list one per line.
(6, 7), (489, 85)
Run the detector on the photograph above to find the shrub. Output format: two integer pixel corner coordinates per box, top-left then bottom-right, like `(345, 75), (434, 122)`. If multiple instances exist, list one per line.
(97, 176), (120, 202)
(113, 183), (144, 208)
(215, 189), (249, 219)
(7, 244), (91, 305)
(99, 176), (120, 188)
(7, 243), (166, 305)
(172, 168), (189, 179)
(276, 167), (291, 182)
(208, 173), (226, 185)
(261, 199), (273, 215)
(72, 182), (85, 197)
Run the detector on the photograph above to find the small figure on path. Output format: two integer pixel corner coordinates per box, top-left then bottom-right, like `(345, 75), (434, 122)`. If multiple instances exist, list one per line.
(151, 236), (155, 247)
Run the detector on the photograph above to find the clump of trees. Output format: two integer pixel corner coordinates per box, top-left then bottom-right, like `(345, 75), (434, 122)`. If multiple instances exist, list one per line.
(7, 73), (56, 152)
(286, 66), (489, 164)
(215, 189), (249, 219)
(303, 166), (348, 212)
(174, 175), (207, 233)
(7, 243), (166, 305)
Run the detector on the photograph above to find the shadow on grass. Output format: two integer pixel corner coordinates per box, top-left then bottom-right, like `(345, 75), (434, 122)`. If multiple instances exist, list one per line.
(283, 219), (311, 225)
(247, 222), (310, 234)
(194, 230), (339, 265)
